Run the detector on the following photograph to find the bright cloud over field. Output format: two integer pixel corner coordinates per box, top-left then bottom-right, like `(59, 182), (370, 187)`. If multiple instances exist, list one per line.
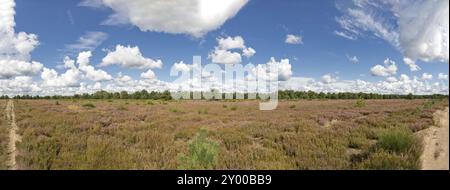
(0, 0), (449, 96)
(100, 45), (163, 69)
(370, 58), (398, 77)
(79, 0), (249, 38)
(0, 0), (42, 79)
(250, 57), (293, 81)
(335, 0), (449, 70)
(209, 36), (256, 64)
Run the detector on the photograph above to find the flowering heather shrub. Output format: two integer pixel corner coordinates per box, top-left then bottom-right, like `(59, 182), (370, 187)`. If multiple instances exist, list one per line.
(358, 149), (420, 170)
(7, 98), (448, 169)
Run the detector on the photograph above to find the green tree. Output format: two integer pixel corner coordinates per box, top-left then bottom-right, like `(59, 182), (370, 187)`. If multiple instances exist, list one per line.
(120, 91), (129, 99)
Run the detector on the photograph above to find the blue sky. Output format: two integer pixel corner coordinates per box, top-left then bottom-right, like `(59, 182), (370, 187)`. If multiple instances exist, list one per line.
(1, 0), (449, 95)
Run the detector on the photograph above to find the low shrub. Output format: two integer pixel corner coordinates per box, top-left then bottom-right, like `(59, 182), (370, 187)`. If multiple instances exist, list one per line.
(117, 105), (128, 111)
(355, 99), (366, 108)
(353, 127), (422, 170)
(82, 103), (96, 109)
(178, 129), (218, 169)
(198, 109), (208, 114)
(377, 128), (414, 154)
(170, 108), (180, 113)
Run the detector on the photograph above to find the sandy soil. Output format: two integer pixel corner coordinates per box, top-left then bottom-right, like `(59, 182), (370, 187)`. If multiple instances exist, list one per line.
(420, 107), (449, 170)
(5, 100), (20, 170)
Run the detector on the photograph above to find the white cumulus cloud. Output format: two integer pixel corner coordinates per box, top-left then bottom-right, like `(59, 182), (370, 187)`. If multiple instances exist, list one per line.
(217, 36), (246, 50)
(209, 36), (255, 64)
(251, 57), (292, 81)
(370, 58), (398, 77)
(438, 73), (448, 80)
(421, 73), (433, 80)
(41, 67), (81, 88)
(141, 69), (156, 80)
(172, 61), (193, 73)
(100, 45), (163, 69)
(321, 74), (337, 84)
(280, 73), (448, 95)
(0, 0), (42, 78)
(79, 0), (249, 38)
(77, 51), (112, 82)
(0, 60), (43, 79)
(0, 76), (40, 95)
(209, 49), (242, 65)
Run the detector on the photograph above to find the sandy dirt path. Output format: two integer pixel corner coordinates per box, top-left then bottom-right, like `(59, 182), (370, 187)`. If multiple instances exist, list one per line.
(5, 100), (20, 170)
(420, 107), (449, 170)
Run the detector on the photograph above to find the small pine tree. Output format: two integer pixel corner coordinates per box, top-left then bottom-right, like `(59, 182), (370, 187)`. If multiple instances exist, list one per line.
(178, 128), (218, 169)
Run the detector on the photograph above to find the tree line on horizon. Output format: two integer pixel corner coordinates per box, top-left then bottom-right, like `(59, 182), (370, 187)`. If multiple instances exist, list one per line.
(0, 90), (448, 100)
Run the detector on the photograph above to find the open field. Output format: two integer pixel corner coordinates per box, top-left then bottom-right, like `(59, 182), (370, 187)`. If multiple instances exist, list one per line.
(1, 99), (447, 170)
(0, 100), (8, 169)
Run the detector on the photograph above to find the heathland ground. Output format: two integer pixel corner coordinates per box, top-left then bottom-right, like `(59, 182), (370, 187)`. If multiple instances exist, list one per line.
(0, 98), (448, 170)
